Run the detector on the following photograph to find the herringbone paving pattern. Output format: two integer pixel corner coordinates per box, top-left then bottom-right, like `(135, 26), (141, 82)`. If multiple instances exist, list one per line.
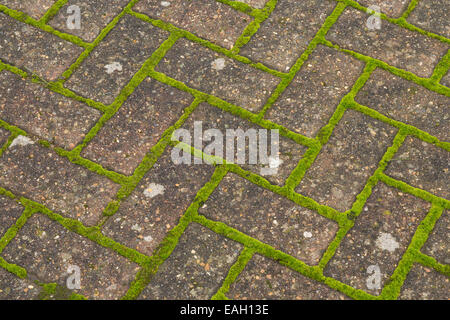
(0, 0), (448, 300)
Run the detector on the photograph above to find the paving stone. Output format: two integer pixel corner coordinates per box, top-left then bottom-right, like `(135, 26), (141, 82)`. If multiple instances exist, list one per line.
(139, 223), (242, 300)
(0, 127), (9, 147)
(441, 70), (450, 88)
(0, 195), (23, 238)
(407, 0), (450, 39)
(82, 78), (193, 175)
(326, 7), (449, 78)
(0, 13), (83, 81)
(1, 213), (140, 300)
(228, 254), (347, 300)
(181, 103), (307, 186)
(266, 45), (364, 138)
(231, 0), (268, 9)
(355, 68), (450, 142)
(355, 0), (409, 18)
(0, 141), (120, 226)
(399, 264), (449, 300)
(324, 182), (430, 295)
(156, 38), (280, 112)
(0, 267), (40, 300)
(102, 147), (214, 256)
(0, 70), (101, 149)
(65, 15), (169, 105)
(0, 0), (55, 20)
(240, 0), (336, 72)
(385, 136), (449, 200)
(199, 173), (338, 265)
(421, 211), (449, 265)
(296, 110), (397, 212)
(134, 0), (251, 49)
(48, 0), (130, 42)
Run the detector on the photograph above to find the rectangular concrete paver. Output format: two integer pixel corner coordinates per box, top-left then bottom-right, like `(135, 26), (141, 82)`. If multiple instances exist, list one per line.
(48, 0), (130, 42)
(81, 77), (194, 175)
(421, 211), (449, 265)
(355, 0), (409, 18)
(0, 140), (120, 226)
(0, 70), (102, 149)
(407, 0), (450, 39)
(1, 213), (140, 300)
(385, 136), (449, 200)
(138, 223), (242, 300)
(324, 182), (430, 295)
(296, 110), (397, 212)
(65, 14), (169, 105)
(326, 7), (449, 78)
(399, 264), (449, 300)
(199, 173), (339, 265)
(228, 254), (347, 300)
(240, 0), (336, 72)
(0, 13), (83, 81)
(0, 195), (24, 239)
(442, 70), (450, 88)
(0, 267), (40, 300)
(266, 45), (364, 138)
(102, 147), (215, 256)
(134, 0), (252, 49)
(156, 38), (280, 112)
(0, 0), (55, 20)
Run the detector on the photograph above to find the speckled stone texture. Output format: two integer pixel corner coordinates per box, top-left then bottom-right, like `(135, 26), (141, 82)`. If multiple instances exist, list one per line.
(48, 0), (130, 42)
(0, 13), (83, 81)
(102, 147), (215, 256)
(324, 182), (430, 295)
(82, 78), (194, 175)
(181, 103), (307, 186)
(296, 110), (397, 212)
(399, 264), (449, 300)
(407, 0), (450, 39)
(199, 173), (338, 265)
(65, 14), (169, 105)
(139, 223), (242, 300)
(266, 45), (364, 137)
(0, 195), (23, 238)
(385, 136), (449, 200)
(327, 7), (449, 78)
(0, 70), (101, 149)
(355, 68), (450, 142)
(228, 254), (347, 300)
(156, 38), (280, 112)
(421, 211), (449, 265)
(0, 267), (40, 300)
(0, 0), (55, 20)
(134, 0), (252, 49)
(355, 0), (409, 18)
(231, 0), (268, 9)
(441, 70), (450, 88)
(1, 214), (140, 300)
(240, 0), (336, 72)
(0, 127), (9, 147)
(0, 141), (120, 226)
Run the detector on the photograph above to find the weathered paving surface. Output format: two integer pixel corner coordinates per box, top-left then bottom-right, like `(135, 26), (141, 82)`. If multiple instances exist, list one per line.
(0, 0), (448, 300)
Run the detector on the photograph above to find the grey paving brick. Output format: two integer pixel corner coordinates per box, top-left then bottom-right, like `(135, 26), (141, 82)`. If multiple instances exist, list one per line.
(0, 140), (120, 226)
(0, 0), (55, 20)
(65, 14), (169, 105)
(326, 7), (449, 78)
(1, 213), (140, 300)
(0, 195), (23, 238)
(0, 13), (83, 81)
(138, 223), (242, 300)
(240, 0), (336, 72)
(399, 264), (449, 300)
(0, 70), (101, 149)
(48, 0), (130, 42)
(407, 0), (450, 38)
(441, 69), (450, 88)
(324, 182), (430, 295)
(199, 173), (338, 265)
(134, 0), (252, 49)
(355, 0), (409, 18)
(266, 45), (364, 138)
(82, 77), (193, 175)
(421, 211), (449, 265)
(156, 38), (280, 112)
(228, 254), (348, 300)
(102, 147), (215, 256)
(355, 68), (450, 142)
(385, 136), (449, 200)
(296, 110), (397, 212)
(0, 267), (40, 300)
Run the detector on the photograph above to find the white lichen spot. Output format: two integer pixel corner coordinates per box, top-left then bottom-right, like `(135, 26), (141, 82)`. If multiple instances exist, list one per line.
(9, 135), (34, 148)
(131, 224), (142, 232)
(303, 231), (313, 238)
(143, 235), (153, 242)
(211, 58), (226, 71)
(160, 1), (171, 7)
(143, 183), (165, 198)
(376, 232), (399, 253)
(104, 62), (123, 74)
